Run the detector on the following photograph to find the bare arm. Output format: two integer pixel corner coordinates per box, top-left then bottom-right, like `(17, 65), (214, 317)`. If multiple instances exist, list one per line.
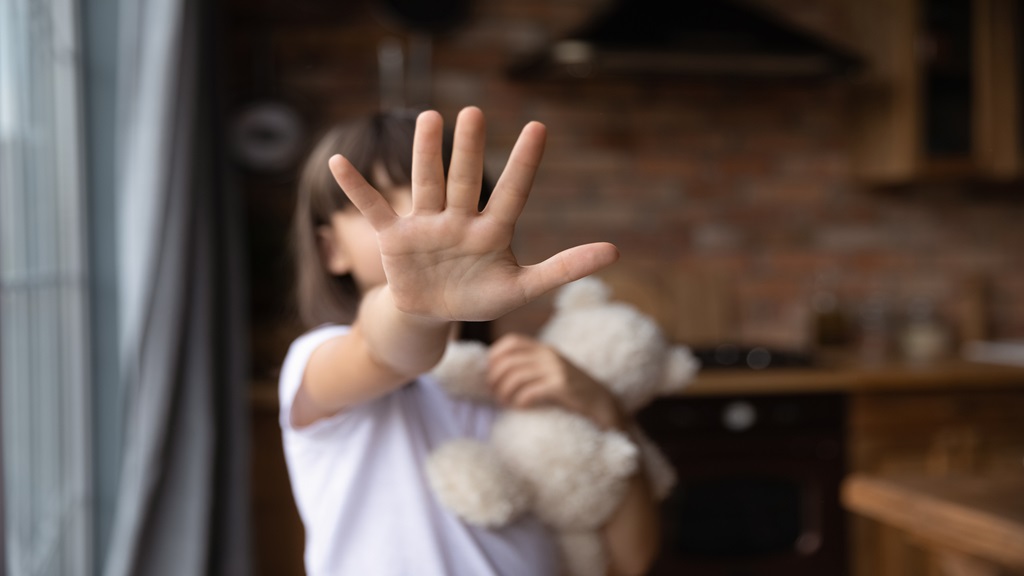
(488, 335), (660, 575)
(291, 108), (619, 427)
(600, 428), (661, 576)
(291, 286), (450, 428)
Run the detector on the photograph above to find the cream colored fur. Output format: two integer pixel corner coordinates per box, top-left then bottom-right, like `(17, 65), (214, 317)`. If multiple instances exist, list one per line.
(425, 277), (699, 576)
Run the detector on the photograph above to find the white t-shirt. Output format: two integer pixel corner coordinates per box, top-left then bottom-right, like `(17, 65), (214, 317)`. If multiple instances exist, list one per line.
(279, 325), (560, 576)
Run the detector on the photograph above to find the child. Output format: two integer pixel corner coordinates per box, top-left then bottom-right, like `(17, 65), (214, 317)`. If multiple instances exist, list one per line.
(280, 107), (659, 576)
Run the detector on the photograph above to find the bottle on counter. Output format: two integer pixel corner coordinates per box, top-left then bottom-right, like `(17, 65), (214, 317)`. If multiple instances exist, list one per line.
(900, 296), (950, 364)
(810, 268), (850, 350)
(857, 280), (893, 367)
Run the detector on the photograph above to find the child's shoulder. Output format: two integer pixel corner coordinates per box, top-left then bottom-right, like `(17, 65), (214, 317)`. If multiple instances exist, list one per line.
(282, 324), (351, 374)
(278, 324), (353, 430)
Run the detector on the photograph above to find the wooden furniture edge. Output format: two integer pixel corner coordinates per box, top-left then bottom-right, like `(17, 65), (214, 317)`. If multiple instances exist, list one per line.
(841, 474), (1024, 570)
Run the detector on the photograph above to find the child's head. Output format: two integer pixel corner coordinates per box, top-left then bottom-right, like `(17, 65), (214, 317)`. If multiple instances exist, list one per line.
(293, 109), (492, 329)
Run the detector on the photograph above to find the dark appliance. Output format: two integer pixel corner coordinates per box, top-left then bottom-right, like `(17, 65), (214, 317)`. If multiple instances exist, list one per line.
(508, 0), (862, 79)
(636, 393), (847, 576)
(691, 344), (816, 371)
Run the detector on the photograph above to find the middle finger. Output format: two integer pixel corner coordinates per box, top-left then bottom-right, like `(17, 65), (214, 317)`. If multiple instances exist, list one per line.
(445, 106), (485, 214)
(411, 111), (446, 213)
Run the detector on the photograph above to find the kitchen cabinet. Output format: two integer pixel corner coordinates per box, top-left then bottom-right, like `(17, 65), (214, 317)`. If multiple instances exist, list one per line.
(850, 0), (1022, 183)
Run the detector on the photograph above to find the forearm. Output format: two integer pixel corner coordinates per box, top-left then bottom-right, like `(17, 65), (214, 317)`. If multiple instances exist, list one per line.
(601, 419), (661, 576)
(298, 285), (450, 420)
(358, 284), (451, 378)
(587, 400), (661, 576)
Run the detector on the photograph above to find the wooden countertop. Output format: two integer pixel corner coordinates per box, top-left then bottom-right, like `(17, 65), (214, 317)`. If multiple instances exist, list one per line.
(682, 357), (1024, 396)
(251, 356), (1024, 405)
(842, 474), (1024, 570)
(251, 357), (1024, 409)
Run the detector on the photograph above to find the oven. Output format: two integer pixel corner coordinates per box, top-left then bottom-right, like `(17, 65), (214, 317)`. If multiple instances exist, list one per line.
(636, 393), (847, 576)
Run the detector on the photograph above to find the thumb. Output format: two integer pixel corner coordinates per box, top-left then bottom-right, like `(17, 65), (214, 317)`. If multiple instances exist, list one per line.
(518, 242), (619, 302)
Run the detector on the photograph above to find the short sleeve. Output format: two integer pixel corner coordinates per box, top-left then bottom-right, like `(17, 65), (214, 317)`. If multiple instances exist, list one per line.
(278, 324), (351, 433)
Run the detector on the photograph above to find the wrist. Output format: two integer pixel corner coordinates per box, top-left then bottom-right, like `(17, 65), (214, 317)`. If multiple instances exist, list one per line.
(589, 393), (629, 431)
(377, 285), (450, 330)
(359, 285), (451, 377)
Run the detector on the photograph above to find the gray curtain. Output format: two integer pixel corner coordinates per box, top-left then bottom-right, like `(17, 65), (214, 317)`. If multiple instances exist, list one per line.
(101, 0), (250, 574)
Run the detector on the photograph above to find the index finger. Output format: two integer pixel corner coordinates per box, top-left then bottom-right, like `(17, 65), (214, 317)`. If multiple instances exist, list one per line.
(329, 155), (398, 229)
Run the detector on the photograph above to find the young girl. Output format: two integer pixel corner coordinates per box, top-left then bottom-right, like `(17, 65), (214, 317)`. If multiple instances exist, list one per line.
(280, 107), (659, 576)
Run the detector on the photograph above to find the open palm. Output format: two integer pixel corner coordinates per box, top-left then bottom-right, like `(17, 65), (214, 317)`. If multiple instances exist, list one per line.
(328, 107), (618, 322)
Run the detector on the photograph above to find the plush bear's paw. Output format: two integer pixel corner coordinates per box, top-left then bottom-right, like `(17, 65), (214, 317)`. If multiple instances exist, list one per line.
(601, 430), (640, 478)
(425, 440), (529, 527)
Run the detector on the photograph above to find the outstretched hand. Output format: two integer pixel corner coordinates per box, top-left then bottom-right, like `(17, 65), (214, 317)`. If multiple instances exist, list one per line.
(328, 106), (618, 322)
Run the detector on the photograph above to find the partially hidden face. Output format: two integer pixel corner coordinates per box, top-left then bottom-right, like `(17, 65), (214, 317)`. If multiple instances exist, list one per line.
(322, 185), (412, 292)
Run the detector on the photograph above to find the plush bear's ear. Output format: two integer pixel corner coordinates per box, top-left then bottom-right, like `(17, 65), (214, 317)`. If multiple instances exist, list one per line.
(660, 346), (700, 394)
(553, 276), (612, 310)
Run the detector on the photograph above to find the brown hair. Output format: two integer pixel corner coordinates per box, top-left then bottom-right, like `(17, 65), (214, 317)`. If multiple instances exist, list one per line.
(292, 110), (493, 336)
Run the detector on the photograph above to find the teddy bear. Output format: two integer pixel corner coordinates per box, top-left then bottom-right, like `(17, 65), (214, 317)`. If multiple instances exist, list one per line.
(424, 276), (700, 576)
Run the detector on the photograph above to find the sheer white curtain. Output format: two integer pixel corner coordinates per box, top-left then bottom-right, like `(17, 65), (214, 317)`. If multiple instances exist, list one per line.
(0, 1), (94, 575)
(1, 0), (249, 574)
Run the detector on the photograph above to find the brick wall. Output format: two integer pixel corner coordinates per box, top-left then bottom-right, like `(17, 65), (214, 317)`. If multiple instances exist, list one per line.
(229, 0), (1024, 378)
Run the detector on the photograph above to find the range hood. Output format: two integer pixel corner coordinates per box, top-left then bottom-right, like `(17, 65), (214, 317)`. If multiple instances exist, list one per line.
(508, 0), (862, 79)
